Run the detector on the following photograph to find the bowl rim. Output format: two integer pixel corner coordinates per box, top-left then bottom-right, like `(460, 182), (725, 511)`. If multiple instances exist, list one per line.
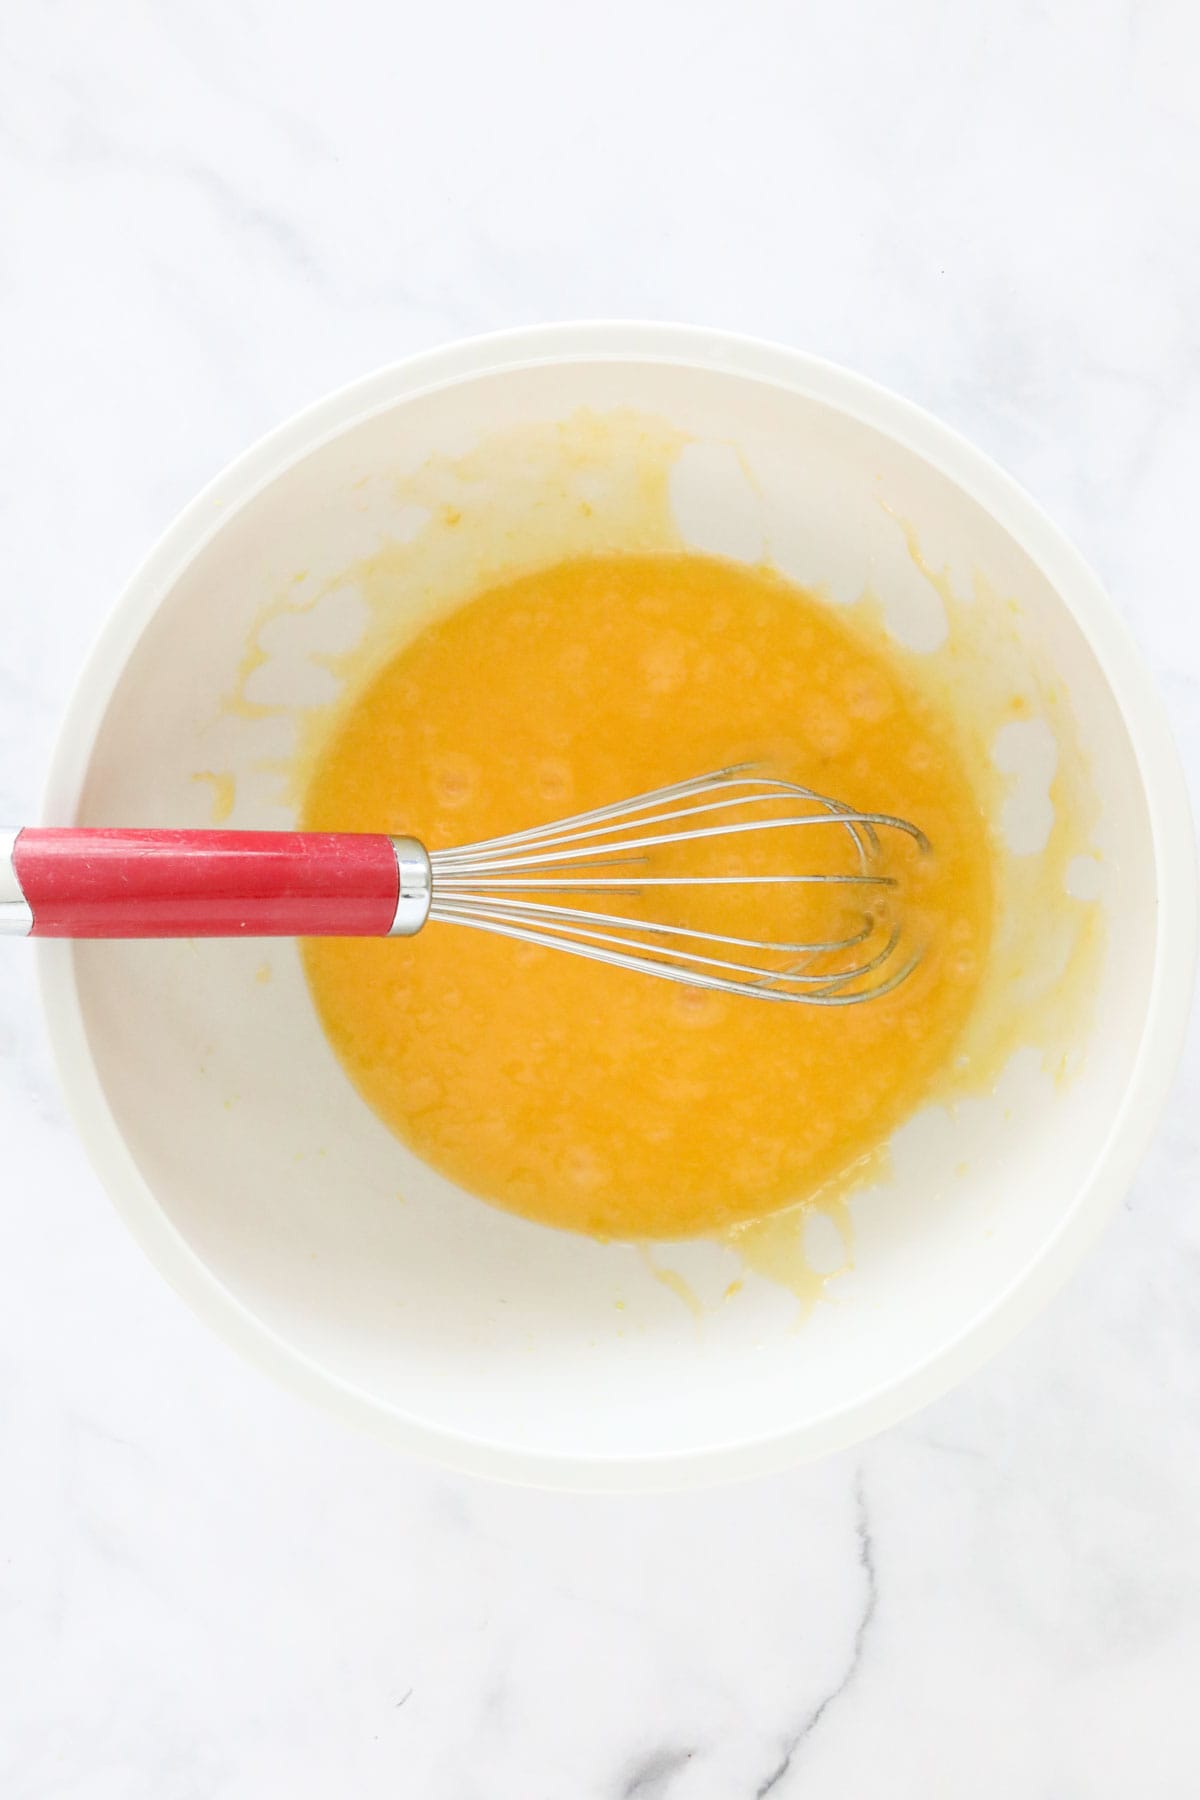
(35, 321), (1199, 1491)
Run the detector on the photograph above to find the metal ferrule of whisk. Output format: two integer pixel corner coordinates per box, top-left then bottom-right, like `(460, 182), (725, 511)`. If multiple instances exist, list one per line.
(390, 767), (929, 1006)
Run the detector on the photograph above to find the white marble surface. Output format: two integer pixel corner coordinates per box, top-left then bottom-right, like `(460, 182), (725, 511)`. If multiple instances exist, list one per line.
(1, 2), (1198, 1793)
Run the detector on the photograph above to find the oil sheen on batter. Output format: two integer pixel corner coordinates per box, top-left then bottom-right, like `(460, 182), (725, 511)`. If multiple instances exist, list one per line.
(302, 552), (993, 1239)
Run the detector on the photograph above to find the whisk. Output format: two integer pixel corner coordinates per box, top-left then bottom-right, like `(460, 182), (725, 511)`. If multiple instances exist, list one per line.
(0, 768), (928, 1005)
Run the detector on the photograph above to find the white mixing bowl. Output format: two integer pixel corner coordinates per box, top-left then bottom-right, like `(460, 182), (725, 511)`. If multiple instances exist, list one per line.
(39, 324), (1196, 1489)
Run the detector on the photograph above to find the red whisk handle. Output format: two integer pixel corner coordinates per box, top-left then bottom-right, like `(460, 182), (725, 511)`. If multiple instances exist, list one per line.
(3, 828), (431, 939)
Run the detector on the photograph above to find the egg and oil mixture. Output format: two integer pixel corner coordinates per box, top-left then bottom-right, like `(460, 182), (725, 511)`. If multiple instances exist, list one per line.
(302, 552), (993, 1240)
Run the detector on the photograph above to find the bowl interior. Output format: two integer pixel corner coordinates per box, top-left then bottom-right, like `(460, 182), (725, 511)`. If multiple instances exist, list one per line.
(48, 347), (1166, 1481)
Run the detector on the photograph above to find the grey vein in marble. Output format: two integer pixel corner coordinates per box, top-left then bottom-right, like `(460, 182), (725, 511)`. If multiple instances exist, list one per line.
(755, 1471), (878, 1798)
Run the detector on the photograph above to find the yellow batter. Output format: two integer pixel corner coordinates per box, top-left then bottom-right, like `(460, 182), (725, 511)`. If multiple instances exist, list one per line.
(302, 552), (993, 1239)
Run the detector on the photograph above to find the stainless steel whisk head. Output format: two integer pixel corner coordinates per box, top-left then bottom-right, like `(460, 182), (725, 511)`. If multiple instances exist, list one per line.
(413, 767), (929, 1006)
